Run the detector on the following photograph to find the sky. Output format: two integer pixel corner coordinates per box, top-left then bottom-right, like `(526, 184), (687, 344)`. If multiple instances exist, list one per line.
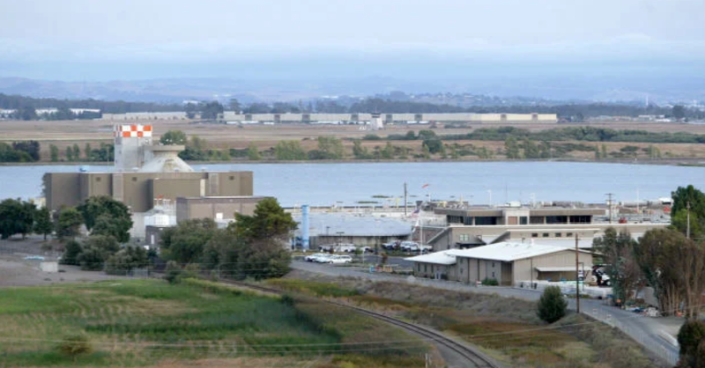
(1, 0), (705, 86)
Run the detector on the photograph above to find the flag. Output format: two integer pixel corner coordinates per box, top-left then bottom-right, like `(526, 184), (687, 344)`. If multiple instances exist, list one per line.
(422, 184), (430, 189)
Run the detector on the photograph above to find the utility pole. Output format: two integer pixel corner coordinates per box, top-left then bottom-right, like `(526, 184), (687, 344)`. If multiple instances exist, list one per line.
(606, 193), (614, 224)
(575, 232), (580, 314)
(687, 201), (691, 239)
(404, 182), (408, 217)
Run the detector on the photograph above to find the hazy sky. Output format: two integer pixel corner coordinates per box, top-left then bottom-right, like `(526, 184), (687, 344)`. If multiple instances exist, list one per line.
(1, 0), (705, 81)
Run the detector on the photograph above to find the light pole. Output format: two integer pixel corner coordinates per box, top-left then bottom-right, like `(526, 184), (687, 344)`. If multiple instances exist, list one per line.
(487, 190), (492, 207)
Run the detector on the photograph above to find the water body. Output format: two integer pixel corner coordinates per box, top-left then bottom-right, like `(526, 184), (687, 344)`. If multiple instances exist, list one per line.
(1, 162), (702, 206)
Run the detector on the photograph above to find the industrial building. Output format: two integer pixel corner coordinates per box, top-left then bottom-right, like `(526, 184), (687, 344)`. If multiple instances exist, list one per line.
(291, 212), (412, 249)
(221, 112), (558, 124)
(99, 112), (557, 124)
(408, 242), (593, 285)
(428, 205), (668, 250)
(43, 124), (255, 239)
(176, 196), (271, 223)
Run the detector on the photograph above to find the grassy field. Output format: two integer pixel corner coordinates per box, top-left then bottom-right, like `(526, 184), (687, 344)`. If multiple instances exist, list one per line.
(2, 119), (705, 162)
(0, 279), (432, 367)
(268, 275), (662, 368)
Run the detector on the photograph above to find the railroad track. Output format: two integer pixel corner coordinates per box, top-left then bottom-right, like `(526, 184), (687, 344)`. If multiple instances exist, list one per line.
(222, 279), (501, 368)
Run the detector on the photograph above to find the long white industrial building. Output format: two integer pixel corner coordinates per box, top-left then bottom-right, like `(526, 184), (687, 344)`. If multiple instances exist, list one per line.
(101, 112), (557, 123)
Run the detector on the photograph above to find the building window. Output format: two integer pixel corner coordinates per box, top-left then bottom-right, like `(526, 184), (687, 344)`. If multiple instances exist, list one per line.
(520, 216), (528, 225)
(546, 216), (568, 224)
(475, 217), (498, 225)
(555, 233), (562, 237)
(463, 216), (473, 225)
(531, 233), (538, 238)
(543, 233), (549, 237)
(566, 232), (574, 237)
(132, 177), (137, 182)
(95, 177), (101, 182)
(492, 262), (495, 267)
(424, 264), (427, 272)
(229, 176), (235, 181)
(492, 271), (495, 278)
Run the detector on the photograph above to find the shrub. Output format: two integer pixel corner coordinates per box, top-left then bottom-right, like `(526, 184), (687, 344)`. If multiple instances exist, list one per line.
(678, 320), (705, 367)
(164, 261), (183, 284)
(481, 278), (499, 286)
(60, 240), (82, 266)
(56, 333), (92, 362)
(537, 286), (567, 323)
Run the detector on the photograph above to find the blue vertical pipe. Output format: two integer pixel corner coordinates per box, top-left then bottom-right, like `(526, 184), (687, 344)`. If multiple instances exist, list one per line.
(302, 205), (310, 250)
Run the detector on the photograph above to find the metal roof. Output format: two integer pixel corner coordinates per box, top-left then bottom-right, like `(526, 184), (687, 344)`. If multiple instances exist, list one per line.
(293, 213), (413, 237)
(407, 251), (457, 265)
(446, 242), (575, 262)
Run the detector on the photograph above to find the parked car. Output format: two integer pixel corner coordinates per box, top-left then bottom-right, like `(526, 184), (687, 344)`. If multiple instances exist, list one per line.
(359, 246), (374, 253)
(319, 244), (335, 252)
(382, 241), (400, 251)
(400, 241), (419, 252)
(419, 245), (433, 253)
(337, 244), (357, 253)
(313, 254), (333, 263)
(328, 255), (353, 264)
(305, 253), (329, 262)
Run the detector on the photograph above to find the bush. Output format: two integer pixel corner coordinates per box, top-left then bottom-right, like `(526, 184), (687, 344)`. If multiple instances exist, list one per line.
(56, 333), (92, 362)
(164, 261), (183, 284)
(678, 320), (705, 367)
(481, 278), (499, 286)
(537, 286), (567, 323)
(60, 240), (82, 266)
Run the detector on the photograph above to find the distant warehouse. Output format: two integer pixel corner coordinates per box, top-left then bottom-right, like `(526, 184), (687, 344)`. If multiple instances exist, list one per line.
(100, 112), (557, 124)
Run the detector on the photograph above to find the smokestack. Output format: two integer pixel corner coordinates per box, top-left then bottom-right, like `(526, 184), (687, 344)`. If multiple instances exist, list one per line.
(301, 205), (310, 250)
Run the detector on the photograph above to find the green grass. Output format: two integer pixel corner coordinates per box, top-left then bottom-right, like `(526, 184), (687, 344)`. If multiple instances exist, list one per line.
(267, 279), (360, 298)
(0, 279), (431, 368)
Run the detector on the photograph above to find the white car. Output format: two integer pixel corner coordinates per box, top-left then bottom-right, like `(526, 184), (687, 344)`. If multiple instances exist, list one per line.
(305, 253), (328, 262)
(400, 241), (419, 252)
(419, 245), (433, 253)
(337, 244), (357, 253)
(328, 255), (353, 264)
(313, 254), (333, 263)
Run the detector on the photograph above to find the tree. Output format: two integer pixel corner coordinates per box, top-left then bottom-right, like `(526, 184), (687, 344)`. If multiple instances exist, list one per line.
(60, 240), (82, 265)
(84, 144), (92, 160)
(316, 136), (344, 159)
(13, 106), (38, 121)
(72, 144), (80, 162)
(247, 143), (261, 160)
(352, 140), (370, 159)
(202, 229), (243, 278)
(678, 320), (705, 367)
(201, 101), (224, 120)
(160, 130), (187, 145)
(184, 103), (198, 119)
(229, 99), (241, 113)
(539, 141), (551, 159)
(274, 140), (306, 160)
(12, 141), (40, 161)
(671, 186), (705, 239)
(673, 105), (686, 121)
(504, 137), (521, 159)
(34, 207), (53, 240)
(522, 139), (540, 159)
(77, 196), (132, 243)
(593, 228), (641, 303)
(0, 198), (35, 239)
(50, 144), (59, 162)
(423, 138), (443, 154)
(380, 142), (394, 159)
(634, 228), (705, 317)
(537, 286), (567, 323)
(421, 143), (431, 159)
(56, 207), (83, 240)
(77, 235), (120, 270)
(231, 198), (296, 241)
(160, 218), (217, 264)
(105, 245), (149, 275)
(66, 146), (74, 162)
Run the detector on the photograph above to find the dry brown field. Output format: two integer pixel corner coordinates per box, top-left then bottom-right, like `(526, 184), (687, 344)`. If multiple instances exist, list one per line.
(1, 119), (704, 161)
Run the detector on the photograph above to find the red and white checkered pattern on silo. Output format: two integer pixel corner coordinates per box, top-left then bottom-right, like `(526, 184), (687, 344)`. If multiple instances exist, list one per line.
(114, 124), (153, 138)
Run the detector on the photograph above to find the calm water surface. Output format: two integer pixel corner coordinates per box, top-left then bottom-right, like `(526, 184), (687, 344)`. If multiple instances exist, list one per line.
(1, 162), (703, 206)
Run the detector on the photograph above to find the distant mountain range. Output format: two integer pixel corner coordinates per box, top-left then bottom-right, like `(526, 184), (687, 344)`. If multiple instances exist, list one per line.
(0, 76), (703, 105)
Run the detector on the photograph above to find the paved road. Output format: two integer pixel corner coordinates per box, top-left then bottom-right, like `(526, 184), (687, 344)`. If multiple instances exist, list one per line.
(291, 260), (681, 366)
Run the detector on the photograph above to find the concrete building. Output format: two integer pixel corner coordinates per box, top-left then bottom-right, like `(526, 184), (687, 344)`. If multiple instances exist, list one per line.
(428, 205), (667, 250)
(218, 112), (558, 124)
(175, 196), (271, 223)
(409, 242), (593, 285)
(43, 124), (255, 239)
